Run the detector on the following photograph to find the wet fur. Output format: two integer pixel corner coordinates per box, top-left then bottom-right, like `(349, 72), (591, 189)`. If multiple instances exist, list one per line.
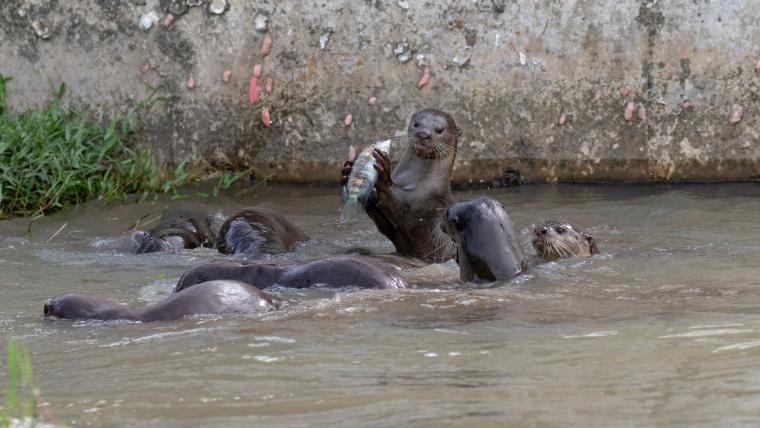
(361, 109), (459, 262)
(443, 197), (527, 282)
(44, 280), (275, 322)
(532, 221), (597, 259)
(136, 210), (215, 253)
(175, 255), (408, 292)
(216, 208), (309, 256)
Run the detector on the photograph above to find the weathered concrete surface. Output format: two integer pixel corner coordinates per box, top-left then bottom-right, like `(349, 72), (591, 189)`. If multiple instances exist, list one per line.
(2, 0), (760, 184)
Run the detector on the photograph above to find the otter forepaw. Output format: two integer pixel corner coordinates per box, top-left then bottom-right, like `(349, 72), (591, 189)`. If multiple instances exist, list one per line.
(372, 149), (391, 189)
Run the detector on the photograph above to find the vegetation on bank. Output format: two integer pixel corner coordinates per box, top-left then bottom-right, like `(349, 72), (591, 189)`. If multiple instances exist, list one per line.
(1, 337), (39, 428)
(0, 74), (253, 220)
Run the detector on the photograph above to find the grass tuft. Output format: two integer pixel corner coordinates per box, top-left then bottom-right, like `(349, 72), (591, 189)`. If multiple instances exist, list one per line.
(0, 74), (167, 218)
(0, 74), (264, 219)
(1, 337), (38, 428)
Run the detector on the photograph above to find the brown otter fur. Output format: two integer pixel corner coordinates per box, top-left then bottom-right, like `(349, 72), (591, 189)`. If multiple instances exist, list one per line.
(341, 109), (459, 262)
(532, 221), (598, 259)
(216, 207), (309, 256)
(135, 210), (215, 254)
(44, 280), (275, 322)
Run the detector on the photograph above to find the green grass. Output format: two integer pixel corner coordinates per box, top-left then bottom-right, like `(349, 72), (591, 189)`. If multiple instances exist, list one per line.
(0, 74), (265, 219)
(0, 74), (170, 219)
(1, 337), (38, 428)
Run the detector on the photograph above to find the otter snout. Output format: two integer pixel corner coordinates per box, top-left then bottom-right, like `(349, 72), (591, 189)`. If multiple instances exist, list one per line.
(43, 295), (66, 318)
(415, 129), (431, 139)
(534, 225), (549, 236)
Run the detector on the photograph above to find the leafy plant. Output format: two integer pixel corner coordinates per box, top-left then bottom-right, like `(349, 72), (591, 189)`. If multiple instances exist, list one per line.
(0, 74), (166, 218)
(213, 168), (253, 197)
(0, 74), (265, 219)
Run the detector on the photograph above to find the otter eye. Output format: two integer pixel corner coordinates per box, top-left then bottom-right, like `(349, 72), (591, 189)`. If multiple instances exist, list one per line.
(413, 122), (419, 127)
(449, 216), (461, 231)
(435, 127), (443, 134)
(555, 226), (566, 234)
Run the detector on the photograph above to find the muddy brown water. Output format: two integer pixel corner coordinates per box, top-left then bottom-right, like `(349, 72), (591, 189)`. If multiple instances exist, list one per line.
(1, 184), (760, 427)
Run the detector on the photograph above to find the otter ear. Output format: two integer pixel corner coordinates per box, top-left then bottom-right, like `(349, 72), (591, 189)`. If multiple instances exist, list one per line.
(455, 127), (462, 137)
(583, 233), (598, 255)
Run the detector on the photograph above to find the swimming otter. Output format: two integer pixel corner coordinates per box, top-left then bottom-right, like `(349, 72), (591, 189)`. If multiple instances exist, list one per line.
(532, 221), (598, 258)
(443, 197), (528, 282)
(175, 255), (408, 292)
(43, 280), (275, 322)
(135, 210), (215, 253)
(216, 208), (309, 256)
(341, 109), (459, 262)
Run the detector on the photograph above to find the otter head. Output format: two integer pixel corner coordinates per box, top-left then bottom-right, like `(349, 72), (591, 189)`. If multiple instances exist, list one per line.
(406, 109), (459, 159)
(443, 197), (527, 282)
(44, 293), (103, 320)
(532, 221), (597, 259)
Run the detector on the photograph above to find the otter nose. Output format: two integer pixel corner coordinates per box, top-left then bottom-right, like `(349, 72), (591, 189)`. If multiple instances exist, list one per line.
(534, 226), (548, 235)
(416, 129), (431, 139)
(43, 303), (52, 317)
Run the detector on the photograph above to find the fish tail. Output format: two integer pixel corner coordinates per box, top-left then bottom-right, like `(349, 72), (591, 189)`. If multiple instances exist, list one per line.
(340, 197), (362, 224)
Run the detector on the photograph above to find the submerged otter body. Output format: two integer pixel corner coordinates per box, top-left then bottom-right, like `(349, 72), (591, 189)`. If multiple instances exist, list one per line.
(216, 208), (309, 256)
(44, 280), (275, 322)
(342, 109), (459, 262)
(443, 197), (528, 282)
(175, 255), (407, 292)
(135, 210), (214, 253)
(532, 221), (598, 259)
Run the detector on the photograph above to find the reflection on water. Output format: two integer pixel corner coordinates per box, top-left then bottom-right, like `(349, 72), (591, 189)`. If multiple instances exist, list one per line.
(2, 183), (760, 427)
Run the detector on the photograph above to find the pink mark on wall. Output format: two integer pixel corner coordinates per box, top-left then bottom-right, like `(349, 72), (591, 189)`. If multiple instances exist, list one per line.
(248, 76), (259, 104)
(623, 102), (636, 122)
(261, 108), (272, 127)
(261, 34), (272, 57)
(418, 67), (431, 88)
(730, 104), (743, 125)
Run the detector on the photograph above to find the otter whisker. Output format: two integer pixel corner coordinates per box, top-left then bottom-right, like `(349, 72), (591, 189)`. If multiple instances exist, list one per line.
(554, 240), (575, 257)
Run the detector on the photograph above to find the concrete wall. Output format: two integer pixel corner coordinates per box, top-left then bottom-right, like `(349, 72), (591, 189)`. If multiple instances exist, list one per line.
(2, 0), (759, 184)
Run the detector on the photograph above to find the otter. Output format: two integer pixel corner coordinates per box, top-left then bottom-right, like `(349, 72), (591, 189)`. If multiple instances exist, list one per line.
(216, 208), (309, 256)
(532, 221), (598, 258)
(43, 280), (275, 322)
(175, 255), (407, 292)
(341, 109), (459, 262)
(135, 210), (215, 253)
(442, 197), (528, 282)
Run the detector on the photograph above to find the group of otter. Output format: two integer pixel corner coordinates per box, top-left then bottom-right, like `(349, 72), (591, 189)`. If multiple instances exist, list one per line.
(44, 109), (597, 323)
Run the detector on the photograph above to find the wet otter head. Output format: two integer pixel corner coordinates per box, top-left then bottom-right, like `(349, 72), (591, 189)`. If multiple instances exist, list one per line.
(405, 109), (460, 160)
(443, 197), (527, 282)
(44, 293), (105, 320)
(532, 221), (597, 259)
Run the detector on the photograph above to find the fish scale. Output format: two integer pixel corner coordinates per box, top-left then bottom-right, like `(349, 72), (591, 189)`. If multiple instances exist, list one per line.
(340, 140), (391, 223)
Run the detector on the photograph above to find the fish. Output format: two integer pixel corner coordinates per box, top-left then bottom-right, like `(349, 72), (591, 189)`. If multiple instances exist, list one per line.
(340, 140), (391, 223)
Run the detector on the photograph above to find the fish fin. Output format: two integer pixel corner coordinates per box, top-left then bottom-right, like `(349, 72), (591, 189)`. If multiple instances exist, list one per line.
(340, 198), (362, 224)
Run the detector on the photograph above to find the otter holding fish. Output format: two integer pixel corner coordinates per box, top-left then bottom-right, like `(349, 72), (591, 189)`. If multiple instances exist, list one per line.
(341, 109), (460, 262)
